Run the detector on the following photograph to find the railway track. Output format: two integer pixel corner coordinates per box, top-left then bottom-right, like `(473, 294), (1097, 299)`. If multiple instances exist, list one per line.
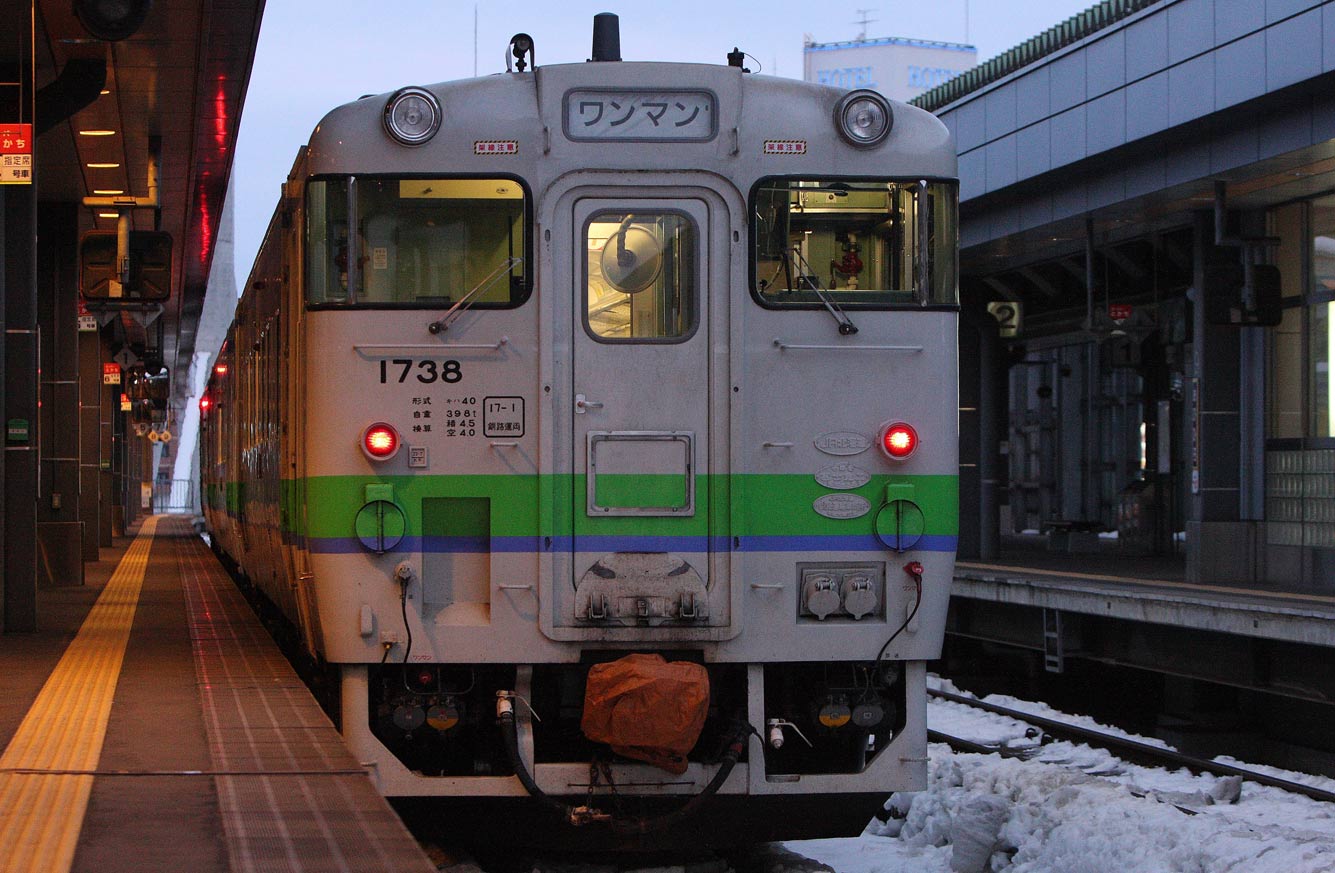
(926, 687), (1335, 804)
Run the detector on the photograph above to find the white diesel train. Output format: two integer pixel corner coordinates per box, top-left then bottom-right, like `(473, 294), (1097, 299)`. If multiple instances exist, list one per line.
(202, 15), (958, 849)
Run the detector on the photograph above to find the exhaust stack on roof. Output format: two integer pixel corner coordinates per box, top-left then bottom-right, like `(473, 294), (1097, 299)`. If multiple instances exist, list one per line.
(591, 13), (621, 62)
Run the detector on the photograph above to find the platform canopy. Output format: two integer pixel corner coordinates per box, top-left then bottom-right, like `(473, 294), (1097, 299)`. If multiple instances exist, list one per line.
(19, 0), (263, 403)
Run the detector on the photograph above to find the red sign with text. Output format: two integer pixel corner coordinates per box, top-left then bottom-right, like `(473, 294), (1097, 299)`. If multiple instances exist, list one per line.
(0, 124), (33, 185)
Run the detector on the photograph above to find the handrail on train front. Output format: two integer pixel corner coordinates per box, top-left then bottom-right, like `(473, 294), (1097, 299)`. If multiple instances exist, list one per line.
(353, 337), (510, 353)
(772, 338), (923, 352)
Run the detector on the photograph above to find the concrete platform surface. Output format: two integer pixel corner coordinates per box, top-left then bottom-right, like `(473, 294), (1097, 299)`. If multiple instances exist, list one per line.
(0, 515), (434, 873)
(955, 539), (1335, 647)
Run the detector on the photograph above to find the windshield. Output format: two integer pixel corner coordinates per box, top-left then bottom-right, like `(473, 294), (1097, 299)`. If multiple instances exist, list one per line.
(751, 178), (958, 307)
(306, 176), (529, 308)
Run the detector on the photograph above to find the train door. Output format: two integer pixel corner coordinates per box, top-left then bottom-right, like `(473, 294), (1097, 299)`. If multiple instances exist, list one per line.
(567, 195), (724, 629)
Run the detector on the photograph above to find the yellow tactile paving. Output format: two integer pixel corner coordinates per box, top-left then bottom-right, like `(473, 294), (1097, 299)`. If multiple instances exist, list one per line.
(0, 516), (160, 873)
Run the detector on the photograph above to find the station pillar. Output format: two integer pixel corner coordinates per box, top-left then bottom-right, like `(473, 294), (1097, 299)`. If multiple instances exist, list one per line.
(959, 298), (1004, 559)
(1187, 211), (1257, 584)
(36, 203), (85, 585)
(78, 315), (103, 561)
(1, 35), (39, 631)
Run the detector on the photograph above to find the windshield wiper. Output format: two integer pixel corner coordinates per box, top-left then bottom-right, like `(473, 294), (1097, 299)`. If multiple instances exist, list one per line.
(427, 257), (523, 334)
(789, 247), (858, 335)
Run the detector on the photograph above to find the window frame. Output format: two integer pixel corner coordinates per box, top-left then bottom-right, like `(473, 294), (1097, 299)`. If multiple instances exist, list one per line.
(746, 175), (960, 312)
(303, 172), (535, 311)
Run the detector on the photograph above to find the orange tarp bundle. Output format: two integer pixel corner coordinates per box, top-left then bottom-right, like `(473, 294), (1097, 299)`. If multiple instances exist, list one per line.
(580, 653), (710, 774)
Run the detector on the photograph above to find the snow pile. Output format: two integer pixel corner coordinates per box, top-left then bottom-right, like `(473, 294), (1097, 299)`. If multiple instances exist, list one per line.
(878, 747), (1335, 872)
(787, 681), (1335, 873)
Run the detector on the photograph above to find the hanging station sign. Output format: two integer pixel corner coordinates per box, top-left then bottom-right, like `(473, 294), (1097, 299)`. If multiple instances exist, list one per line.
(0, 124), (32, 185)
(77, 298), (99, 332)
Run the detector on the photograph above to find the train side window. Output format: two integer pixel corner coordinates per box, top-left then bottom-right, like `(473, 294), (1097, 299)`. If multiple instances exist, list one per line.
(305, 176), (530, 309)
(584, 211), (697, 342)
(749, 177), (958, 308)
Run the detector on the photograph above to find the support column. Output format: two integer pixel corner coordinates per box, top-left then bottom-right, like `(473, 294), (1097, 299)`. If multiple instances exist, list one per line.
(1187, 211), (1253, 584)
(36, 203), (84, 586)
(0, 189), (38, 629)
(78, 324), (102, 561)
(958, 299), (1003, 559)
(100, 353), (115, 542)
(1, 20), (39, 629)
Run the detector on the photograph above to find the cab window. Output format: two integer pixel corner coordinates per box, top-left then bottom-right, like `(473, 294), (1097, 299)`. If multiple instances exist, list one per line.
(306, 176), (529, 308)
(751, 178), (958, 307)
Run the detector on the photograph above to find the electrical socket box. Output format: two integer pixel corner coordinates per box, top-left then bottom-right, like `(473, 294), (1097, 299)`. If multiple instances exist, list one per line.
(797, 562), (885, 622)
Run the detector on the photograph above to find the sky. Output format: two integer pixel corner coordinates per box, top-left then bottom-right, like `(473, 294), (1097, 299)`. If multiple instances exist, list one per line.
(227, 0), (1104, 281)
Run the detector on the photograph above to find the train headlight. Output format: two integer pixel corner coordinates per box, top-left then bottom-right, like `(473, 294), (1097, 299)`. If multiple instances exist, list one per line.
(835, 90), (892, 147)
(383, 87), (441, 146)
(362, 422), (401, 461)
(879, 422), (918, 460)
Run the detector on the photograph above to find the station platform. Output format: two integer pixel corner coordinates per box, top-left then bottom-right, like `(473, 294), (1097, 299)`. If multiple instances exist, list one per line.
(953, 536), (1335, 647)
(0, 515), (434, 873)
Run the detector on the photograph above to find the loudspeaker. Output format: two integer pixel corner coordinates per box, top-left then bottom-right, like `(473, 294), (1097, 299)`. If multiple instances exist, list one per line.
(74, 0), (153, 42)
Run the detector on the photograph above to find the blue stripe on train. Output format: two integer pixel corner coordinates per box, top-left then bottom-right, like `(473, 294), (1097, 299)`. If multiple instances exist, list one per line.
(306, 534), (959, 554)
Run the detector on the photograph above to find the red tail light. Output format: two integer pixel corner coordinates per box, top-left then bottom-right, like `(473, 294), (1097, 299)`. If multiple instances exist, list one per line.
(362, 422), (400, 460)
(880, 422), (918, 460)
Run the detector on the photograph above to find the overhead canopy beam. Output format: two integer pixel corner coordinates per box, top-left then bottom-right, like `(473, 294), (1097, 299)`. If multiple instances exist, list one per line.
(982, 276), (1018, 301)
(34, 57), (106, 135)
(1018, 266), (1061, 299)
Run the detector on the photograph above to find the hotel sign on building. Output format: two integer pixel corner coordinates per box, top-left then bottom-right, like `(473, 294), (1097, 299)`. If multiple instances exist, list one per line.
(802, 36), (976, 104)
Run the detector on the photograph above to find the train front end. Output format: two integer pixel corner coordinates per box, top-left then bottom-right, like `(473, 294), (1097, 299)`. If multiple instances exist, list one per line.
(288, 27), (958, 848)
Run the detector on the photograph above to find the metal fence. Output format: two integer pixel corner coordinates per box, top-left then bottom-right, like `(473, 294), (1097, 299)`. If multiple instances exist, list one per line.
(153, 479), (196, 514)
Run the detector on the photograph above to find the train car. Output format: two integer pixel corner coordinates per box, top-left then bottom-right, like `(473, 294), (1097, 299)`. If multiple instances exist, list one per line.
(201, 15), (958, 849)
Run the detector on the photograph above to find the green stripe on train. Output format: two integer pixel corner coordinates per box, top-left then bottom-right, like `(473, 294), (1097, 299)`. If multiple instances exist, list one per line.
(268, 473), (959, 539)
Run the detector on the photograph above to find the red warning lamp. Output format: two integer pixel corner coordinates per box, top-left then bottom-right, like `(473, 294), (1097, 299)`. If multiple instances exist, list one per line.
(214, 363), (228, 376)
(361, 422), (400, 461)
(199, 394), (212, 414)
(409, 667), (436, 692)
(880, 422), (918, 460)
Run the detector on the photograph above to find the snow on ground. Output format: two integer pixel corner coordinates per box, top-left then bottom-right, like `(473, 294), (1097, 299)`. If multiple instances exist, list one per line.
(786, 679), (1335, 873)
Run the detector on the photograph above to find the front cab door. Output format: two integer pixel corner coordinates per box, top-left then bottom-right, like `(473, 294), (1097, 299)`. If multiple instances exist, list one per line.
(563, 194), (728, 635)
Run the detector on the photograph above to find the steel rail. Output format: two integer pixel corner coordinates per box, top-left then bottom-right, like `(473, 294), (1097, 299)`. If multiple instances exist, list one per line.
(928, 687), (1335, 804)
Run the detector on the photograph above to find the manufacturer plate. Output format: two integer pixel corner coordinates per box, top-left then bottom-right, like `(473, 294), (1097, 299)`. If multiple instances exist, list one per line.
(815, 463), (871, 490)
(814, 431), (871, 456)
(813, 493), (871, 519)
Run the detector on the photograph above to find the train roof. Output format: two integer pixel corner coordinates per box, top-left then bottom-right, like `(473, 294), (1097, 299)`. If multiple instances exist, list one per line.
(303, 60), (956, 185)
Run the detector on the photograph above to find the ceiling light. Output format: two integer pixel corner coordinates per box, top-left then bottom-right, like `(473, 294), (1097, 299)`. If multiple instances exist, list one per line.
(87, 162), (120, 168)
(97, 212), (118, 218)
(79, 130), (116, 136)
(100, 89), (110, 95)
(93, 189), (124, 195)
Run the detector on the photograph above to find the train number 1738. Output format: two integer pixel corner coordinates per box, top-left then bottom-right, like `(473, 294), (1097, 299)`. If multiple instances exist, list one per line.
(379, 359), (463, 384)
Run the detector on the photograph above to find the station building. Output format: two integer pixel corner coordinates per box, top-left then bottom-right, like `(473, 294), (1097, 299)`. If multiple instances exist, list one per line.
(912, 0), (1335, 588)
(915, 0), (1335, 766)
